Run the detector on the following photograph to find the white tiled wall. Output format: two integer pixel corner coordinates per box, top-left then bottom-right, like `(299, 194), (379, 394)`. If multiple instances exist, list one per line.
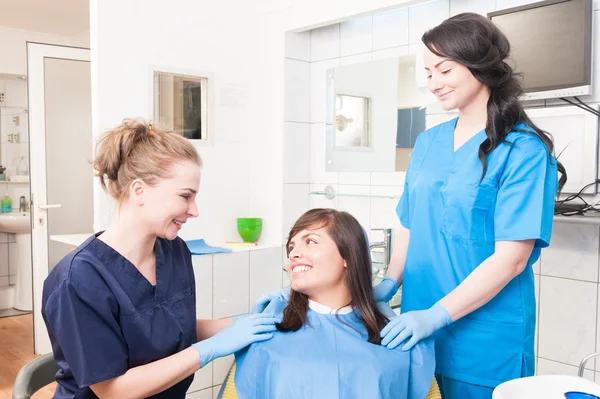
(283, 0), (600, 383)
(187, 247), (285, 397)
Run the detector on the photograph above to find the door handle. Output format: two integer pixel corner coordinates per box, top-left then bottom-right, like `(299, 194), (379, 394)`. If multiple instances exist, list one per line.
(38, 204), (62, 210)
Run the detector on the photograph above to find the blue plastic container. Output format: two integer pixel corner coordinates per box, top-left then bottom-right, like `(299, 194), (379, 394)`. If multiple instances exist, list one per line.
(565, 392), (600, 399)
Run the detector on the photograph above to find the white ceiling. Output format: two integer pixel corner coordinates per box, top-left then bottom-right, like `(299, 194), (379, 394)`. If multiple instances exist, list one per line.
(0, 0), (89, 37)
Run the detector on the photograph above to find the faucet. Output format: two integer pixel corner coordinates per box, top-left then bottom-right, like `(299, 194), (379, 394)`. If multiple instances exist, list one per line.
(369, 228), (394, 272)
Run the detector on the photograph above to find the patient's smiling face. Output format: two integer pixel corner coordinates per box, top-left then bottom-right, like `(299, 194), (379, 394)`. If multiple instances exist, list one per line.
(286, 225), (347, 298)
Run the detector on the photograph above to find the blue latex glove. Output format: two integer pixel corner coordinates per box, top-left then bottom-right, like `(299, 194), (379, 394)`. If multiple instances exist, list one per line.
(250, 289), (290, 314)
(380, 301), (452, 351)
(373, 276), (399, 302)
(193, 313), (280, 367)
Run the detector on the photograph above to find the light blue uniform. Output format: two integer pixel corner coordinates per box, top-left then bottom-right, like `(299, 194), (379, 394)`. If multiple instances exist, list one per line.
(398, 118), (557, 394)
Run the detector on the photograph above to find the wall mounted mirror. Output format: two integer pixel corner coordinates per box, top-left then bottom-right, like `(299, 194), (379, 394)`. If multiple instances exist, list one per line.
(152, 68), (215, 145)
(325, 54), (431, 172)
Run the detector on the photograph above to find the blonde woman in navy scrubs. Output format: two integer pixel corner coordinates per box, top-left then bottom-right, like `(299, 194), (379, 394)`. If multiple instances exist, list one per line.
(42, 119), (279, 398)
(372, 13), (566, 399)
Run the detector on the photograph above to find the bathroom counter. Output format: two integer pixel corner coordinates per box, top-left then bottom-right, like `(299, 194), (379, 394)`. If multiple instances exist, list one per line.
(50, 233), (280, 253)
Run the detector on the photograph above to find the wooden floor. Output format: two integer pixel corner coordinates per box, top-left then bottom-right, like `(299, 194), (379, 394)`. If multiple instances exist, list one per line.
(0, 314), (56, 399)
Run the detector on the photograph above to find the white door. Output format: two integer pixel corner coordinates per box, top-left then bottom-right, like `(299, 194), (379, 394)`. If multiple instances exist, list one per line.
(28, 43), (93, 354)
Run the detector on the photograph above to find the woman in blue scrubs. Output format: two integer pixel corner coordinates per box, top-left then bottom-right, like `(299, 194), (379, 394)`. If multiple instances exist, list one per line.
(42, 119), (279, 399)
(373, 13), (566, 398)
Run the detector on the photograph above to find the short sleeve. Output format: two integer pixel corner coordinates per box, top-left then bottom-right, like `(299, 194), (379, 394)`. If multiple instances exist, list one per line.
(44, 279), (128, 388)
(396, 132), (428, 229)
(494, 138), (558, 248)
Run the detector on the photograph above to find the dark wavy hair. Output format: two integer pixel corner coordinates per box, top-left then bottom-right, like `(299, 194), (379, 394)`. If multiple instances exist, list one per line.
(422, 12), (566, 191)
(277, 208), (388, 344)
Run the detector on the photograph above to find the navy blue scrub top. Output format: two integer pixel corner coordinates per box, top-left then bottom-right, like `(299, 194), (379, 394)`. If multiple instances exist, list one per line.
(42, 233), (197, 399)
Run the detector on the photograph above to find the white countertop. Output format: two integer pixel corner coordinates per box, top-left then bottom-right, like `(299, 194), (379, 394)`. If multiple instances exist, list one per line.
(49, 233), (280, 253)
(50, 234), (92, 247)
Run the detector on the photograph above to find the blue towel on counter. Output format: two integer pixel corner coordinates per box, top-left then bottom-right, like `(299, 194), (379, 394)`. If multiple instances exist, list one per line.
(185, 239), (232, 255)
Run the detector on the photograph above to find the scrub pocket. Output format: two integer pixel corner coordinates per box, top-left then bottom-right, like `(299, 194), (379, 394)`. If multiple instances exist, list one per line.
(441, 180), (497, 242)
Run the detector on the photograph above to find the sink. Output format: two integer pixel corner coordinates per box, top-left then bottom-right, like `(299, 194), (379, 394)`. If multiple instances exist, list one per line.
(0, 212), (31, 234)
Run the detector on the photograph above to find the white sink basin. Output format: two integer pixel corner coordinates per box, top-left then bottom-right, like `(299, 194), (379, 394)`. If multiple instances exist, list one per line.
(0, 212), (31, 234)
(494, 375), (600, 399)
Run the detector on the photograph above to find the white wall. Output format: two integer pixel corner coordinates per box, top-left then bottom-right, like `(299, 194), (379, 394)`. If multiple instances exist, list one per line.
(0, 27), (89, 75)
(90, 0), (286, 245)
(286, 0), (600, 381)
(90, 0), (430, 246)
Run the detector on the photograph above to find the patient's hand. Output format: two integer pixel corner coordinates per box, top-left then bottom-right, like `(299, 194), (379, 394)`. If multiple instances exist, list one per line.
(250, 289), (290, 314)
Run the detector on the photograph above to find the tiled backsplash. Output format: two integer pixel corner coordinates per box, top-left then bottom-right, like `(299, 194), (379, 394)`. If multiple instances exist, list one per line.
(186, 247), (285, 397)
(282, 0), (600, 384)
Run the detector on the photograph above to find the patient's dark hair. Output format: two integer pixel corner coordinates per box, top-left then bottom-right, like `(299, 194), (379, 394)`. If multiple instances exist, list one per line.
(277, 208), (388, 344)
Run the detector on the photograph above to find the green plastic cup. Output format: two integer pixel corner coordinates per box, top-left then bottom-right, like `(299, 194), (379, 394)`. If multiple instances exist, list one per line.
(237, 218), (262, 243)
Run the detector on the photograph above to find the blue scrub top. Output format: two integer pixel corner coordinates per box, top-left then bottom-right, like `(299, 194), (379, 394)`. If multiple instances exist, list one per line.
(42, 234), (197, 399)
(398, 118), (557, 388)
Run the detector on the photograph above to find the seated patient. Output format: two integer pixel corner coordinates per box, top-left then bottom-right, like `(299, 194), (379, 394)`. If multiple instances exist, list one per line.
(229, 208), (435, 399)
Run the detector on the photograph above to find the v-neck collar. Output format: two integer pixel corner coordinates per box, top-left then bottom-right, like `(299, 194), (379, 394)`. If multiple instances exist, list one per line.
(450, 117), (487, 154)
(92, 233), (162, 296)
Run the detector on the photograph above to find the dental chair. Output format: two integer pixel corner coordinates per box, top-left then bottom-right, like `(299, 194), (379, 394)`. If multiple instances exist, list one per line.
(215, 360), (442, 399)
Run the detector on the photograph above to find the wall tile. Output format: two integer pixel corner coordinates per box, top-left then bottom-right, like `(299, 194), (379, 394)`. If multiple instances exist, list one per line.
(185, 387), (212, 399)
(340, 15), (373, 57)
(187, 363), (213, 393)
(311, 24), (340, 62)
(339, 172), (370, 186)
(373, 8), (409, 50)
(213, 252), (250, 318)
(496, 0), (538, 9)
(282, 184), (309, 240)
(193, 255), (213, 319)
(284, 59), (310, 123)
(371, 171), (405, 187)
(408, 0), (450, 44)
(213, 386), (222, 398)
(282, 245), (291, 289)
(450, 0), (496, 16)
(533, 256), (540, 275)
(535, 274), (540, 357)
(0, 276), (9, 287)
(339, 53), (372, 67)
(310, 59), (339, 123)
(285, 31), (311, 62)
(309, 123), (339, 184)
(538, 276), (597, 367)
(596, 285), (600, 371)
(370, 185), (402, 230)
(283, 122), (310, 184)
(213, 354), (234, 386)
(337, 185), (371, 232)
(542, 224), (599, 282)
(372, 45), (409, 61)
(0, 233), (9, 244)
(249, 247), (283, 305)
(538, 358), (595, 381)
